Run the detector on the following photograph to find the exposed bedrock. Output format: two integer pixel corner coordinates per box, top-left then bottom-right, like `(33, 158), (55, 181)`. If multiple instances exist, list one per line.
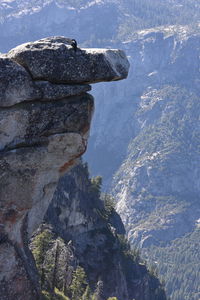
(0, 37), (129, 300)
(7, 37), (129, 84)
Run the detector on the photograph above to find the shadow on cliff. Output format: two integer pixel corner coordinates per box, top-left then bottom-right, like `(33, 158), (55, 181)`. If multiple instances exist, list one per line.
(30, 162), (167, 300)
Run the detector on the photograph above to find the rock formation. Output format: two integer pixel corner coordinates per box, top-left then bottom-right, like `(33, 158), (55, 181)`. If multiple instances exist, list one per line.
(0, 37), (129, 300)
(35, 162), (166, 300)
(85, 26), (200, 299)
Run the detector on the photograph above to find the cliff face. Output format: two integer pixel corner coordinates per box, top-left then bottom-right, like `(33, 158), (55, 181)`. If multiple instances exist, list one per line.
(0, 37), (129, 300)
(33, 163), (166, 300)
(85, 26), (200, 299)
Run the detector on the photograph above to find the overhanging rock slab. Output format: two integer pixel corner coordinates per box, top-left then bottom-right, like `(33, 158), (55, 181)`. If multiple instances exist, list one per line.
(8, 36), (130, 84)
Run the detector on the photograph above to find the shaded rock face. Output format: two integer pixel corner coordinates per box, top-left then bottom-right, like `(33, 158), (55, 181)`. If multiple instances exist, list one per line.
(0, 37), (129, 300)
(42, 163), (166, 300)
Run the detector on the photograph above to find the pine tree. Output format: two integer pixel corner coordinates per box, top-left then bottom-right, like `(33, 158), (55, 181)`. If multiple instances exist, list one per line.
(32, 229), (53, 287)
(82, 285), (92, 300)
(70, 266), (88, 300)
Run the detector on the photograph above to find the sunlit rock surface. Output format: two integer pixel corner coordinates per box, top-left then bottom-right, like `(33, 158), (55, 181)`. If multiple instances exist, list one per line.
(8, 37), (129, 83)
(0, 37), (129, 300)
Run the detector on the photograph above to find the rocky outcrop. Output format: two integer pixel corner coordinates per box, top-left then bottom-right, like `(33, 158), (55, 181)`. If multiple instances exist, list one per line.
(31, 163), (166, 300)
(7, 37), (129, 84)
(0, 37), (129, 300)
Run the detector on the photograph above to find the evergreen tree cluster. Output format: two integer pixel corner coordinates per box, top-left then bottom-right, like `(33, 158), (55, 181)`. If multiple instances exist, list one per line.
(143, 228), (200, 300)
(30, 163), (166, 300)
(32, 229), (120, 300)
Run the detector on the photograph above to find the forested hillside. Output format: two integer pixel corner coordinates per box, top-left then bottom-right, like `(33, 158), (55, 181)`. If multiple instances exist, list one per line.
(144, 228), (200, 300)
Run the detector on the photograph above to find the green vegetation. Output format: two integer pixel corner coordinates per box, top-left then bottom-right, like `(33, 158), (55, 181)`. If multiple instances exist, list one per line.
(98, 193), (116, 220)
(117, 234), (141, 264)
(82, 286), (92, 300)
(32, 229), (53, 287)
(42, 290), (52, 300)
(113, 85), (200, 300)
(31, 163), (166, 300)
(90, 177), (117, 220)
(143, 228), (200, 300)
(41, 264), (92, 300)
(90, 175), (102, 198)
(42, 288), (119, 300)
(54, 288), (70, 300)
(70, 267), (88, 300)
(102, 193), (115, 215)
(42, 264), (120, 299)
(42, 288), (70, 300)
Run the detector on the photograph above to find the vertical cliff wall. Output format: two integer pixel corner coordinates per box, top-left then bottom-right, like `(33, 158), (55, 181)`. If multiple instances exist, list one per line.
(40, 162), (166, 300)
(0, 37), (129, 300)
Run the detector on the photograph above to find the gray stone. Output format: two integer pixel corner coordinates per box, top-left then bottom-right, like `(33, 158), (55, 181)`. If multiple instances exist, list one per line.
(0, 37), (130, 299)
(8, 37), (130, 84)
(0, 94), (94, 231)
(0, 57), (91, 107)
(35, 81), (91, 100)
(0, 92), (94, 298)
(0, 94), (93, 153)
(0, 57), (41, 107)
(0, 77), (94, 300)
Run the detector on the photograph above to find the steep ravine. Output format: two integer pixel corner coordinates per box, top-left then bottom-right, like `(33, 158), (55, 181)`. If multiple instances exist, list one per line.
(0, 37), (129, 300)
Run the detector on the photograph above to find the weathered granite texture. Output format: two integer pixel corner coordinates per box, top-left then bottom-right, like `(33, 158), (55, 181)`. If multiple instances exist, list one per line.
(0, 57), (41, 107)
(8, 37), (129, 84)
(0, 37), (129, 300)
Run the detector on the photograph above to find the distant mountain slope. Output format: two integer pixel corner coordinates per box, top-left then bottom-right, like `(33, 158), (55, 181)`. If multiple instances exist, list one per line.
(113, 85), (200, 245)
(144, 228), (200, 300)
(85, 25), (200, 185)
(0, 0), (199, 52)
(111, 30), (200, 300)
(86, 26), (200, 300)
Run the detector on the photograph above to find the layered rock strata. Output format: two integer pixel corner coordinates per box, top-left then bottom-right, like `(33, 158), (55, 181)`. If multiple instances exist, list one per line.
(0, 37), (129, 300)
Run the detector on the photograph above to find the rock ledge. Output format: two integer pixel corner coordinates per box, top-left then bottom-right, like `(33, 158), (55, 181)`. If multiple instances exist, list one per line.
(8, 36), (130, 84)
(0, 37), (129, 300)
